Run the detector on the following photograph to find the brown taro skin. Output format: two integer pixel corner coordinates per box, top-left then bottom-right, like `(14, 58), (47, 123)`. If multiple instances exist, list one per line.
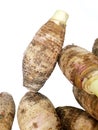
(17, 91), (62, 130)
(0, 92), (15, 130)
(56, 106), (98, 130)
(58, 44), (98, 94)
(22, 18), (66, 92)
(92, 38), (98, 56)
(73, 86), (98, 121)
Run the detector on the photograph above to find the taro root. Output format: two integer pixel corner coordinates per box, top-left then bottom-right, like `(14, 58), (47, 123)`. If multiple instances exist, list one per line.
(17, 91), (62, 130)
(58, 44), (98, 97)
(70, 41), (98, 121)
(73, 85), (98, 121)
(22, 10), (69, 92)
(92, 38), (98, 56)
(56, 106), (98, 130)
(0, 92), (15, 130)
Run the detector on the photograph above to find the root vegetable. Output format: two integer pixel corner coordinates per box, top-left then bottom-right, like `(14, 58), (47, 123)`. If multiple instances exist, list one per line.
(92, 38), (98, 56)
(72, 42), (98, 121)
(22, 10), (68, 92)
(58, 44), (98, 97)
(17, 91), (62, 130)
(73, 86), (98, 120)
(0, 92), (15, 130)
(56, 106), (98, 130)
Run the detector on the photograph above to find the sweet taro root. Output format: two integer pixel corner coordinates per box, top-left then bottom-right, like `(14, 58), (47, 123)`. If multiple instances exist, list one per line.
(92, 38), (98, 56)
(56, 106), (98, 130)
(72, 40), (98, 121)
(22, 10), (69, 92)
(73, 86), (98, 121)
(17, 91), (62, 130)
(0, 92), (15, 130)
(58, 44), (98, 97)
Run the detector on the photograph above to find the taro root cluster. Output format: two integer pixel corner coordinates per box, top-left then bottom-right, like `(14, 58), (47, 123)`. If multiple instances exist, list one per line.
(2, 10), (98, 130)
(17, 9), (98, 130)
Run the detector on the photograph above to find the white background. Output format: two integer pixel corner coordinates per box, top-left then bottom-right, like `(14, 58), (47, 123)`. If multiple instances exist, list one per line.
(0, 0), (98, 129)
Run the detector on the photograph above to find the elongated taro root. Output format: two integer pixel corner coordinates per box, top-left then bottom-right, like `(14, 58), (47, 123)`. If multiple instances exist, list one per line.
(73, 86), (98, 120)
(72, 44), (98, 121)
(58, 44), (98, 97)
(56, 106), (98, 130)
(92, 38), (98, 56)
(17, 91), (62, 130)
(23, 10), (69, 92)
(0, 92), (15, 130)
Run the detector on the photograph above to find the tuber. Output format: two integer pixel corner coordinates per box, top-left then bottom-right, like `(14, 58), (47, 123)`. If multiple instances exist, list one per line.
(22, 10), (69, 92)
(58, 44), (98, 97)
(0, 92), (15, 130)
(73, 86), (98, 120)
(56, 106), (98, 130)
(92, 38), (98, 56)
(17, 91), (62, 130)
(72, 41), (98, 121)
